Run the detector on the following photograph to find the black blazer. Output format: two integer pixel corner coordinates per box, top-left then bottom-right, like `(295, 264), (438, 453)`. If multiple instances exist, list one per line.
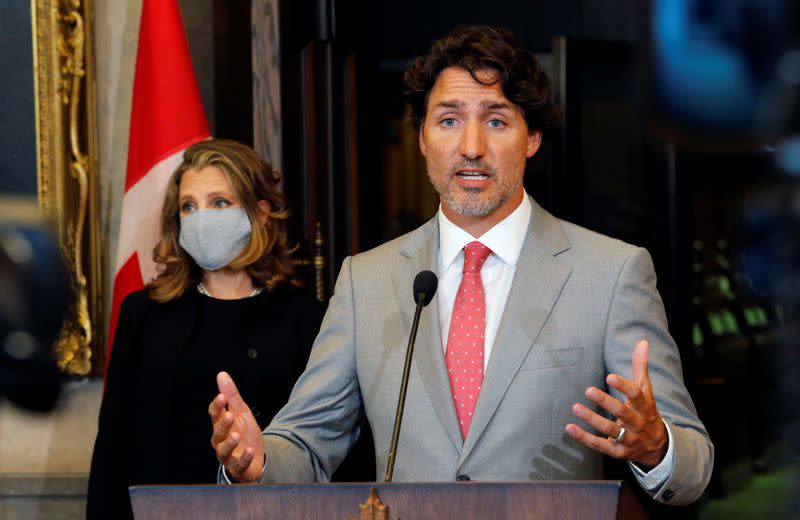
(86, 285), (324, 519)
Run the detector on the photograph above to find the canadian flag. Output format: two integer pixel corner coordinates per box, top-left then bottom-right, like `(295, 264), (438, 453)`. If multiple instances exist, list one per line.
(107, 0), (209, 368)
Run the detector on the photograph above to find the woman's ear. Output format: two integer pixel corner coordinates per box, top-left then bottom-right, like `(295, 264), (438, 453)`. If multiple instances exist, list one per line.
(257, 200), (270, 225)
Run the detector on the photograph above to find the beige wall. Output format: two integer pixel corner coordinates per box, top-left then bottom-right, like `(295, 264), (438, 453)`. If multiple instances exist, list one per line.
(0, 381), (102, 473)
(0, 381), (102, 518)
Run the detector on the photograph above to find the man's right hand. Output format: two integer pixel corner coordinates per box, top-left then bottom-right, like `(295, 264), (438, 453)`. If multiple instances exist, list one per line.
(209, 371), (265, 483)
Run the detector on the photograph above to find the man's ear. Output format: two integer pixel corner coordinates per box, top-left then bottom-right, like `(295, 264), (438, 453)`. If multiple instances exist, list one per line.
(418, 122), (427, 157)
(526, 130), (542, 158)
(256, 200), (270, 225)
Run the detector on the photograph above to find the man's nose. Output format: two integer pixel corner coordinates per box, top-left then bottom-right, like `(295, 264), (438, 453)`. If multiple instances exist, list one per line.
(458, 120), (486, 160)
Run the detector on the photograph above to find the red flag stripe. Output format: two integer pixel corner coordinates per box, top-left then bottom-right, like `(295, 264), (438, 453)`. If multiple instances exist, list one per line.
(125, 0), (209, 191)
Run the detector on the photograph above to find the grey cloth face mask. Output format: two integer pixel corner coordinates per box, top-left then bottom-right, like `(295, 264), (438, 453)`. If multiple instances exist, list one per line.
(179, 207), (252, 271)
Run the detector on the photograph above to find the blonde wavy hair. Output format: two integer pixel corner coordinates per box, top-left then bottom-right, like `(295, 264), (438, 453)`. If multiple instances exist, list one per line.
(148, 139), (298, 302)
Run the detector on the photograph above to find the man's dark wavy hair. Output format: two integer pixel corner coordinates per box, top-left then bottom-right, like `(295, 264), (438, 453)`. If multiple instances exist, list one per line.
(403, 25), (561, 132)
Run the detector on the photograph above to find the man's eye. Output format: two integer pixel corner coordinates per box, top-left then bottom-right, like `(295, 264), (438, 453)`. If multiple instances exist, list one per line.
(487, 119), (505, 129)
(213, 199), (231, 209)
(441, 118), (457, 128)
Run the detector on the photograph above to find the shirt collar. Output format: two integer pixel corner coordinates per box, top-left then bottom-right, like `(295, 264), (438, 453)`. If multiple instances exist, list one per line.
(437, 193), (532, 271)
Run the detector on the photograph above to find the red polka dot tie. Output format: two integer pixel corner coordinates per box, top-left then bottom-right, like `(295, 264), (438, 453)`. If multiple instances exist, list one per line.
(445, 241), (492, 439)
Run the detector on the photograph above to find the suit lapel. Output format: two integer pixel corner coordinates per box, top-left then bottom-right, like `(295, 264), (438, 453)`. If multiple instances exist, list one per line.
(391, 218), (464, 452)
(459, 199), (573, 465)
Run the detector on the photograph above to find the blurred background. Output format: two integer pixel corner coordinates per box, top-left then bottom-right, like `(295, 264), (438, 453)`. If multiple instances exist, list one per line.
(1, 0), (798, 518)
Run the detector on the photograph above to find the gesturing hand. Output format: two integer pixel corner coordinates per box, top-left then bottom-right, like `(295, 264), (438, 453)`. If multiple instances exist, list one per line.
(565, 340), (668, 469)
(209, 371), (265, 482)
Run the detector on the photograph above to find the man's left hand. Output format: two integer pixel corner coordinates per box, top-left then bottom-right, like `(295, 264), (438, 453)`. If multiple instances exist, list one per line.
(565, 340), (668, 469)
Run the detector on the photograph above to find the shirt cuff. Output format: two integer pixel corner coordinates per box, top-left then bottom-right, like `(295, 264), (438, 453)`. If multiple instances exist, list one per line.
(217, 448), (268, 484)
(218, 464), (233, 484)
(627, 418), (674, 491)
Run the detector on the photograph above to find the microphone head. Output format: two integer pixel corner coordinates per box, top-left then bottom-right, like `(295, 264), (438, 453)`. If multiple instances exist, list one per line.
(413, 270), (438, 306)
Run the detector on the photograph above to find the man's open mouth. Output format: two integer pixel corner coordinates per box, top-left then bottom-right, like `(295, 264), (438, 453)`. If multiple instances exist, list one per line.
(455, 169), (490, 179)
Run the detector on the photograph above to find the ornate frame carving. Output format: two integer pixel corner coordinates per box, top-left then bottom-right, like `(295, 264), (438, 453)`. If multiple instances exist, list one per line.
(32, 0), (101, 375)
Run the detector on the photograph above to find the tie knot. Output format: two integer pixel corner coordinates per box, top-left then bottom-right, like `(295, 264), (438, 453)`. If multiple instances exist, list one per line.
(463, 241), (492, 273)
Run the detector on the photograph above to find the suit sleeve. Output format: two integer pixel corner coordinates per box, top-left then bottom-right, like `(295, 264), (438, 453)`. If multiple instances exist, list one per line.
(86, 293), (145, 520)
(603, 247), (714, 505)
(260, 257), (363, 481)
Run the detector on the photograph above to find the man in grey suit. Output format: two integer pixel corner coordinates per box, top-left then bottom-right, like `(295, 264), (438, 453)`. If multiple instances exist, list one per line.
(209, 25), (713, 505)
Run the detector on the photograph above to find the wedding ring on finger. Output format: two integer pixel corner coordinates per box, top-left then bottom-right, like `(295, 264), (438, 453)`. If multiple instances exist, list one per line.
(611, 425), (627, 444)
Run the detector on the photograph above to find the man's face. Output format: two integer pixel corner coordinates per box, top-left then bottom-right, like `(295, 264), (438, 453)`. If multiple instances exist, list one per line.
(419, 67), (541, 228)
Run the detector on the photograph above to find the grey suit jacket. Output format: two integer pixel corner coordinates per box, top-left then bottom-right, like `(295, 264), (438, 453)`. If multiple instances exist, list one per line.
(260, 197), (713, 505)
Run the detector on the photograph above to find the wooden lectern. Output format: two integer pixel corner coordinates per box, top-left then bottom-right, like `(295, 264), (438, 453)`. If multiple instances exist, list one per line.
(130, 481), (649, 519)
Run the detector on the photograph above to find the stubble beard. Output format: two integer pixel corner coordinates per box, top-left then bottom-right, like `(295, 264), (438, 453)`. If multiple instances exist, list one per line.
(427, 161), (519, 217)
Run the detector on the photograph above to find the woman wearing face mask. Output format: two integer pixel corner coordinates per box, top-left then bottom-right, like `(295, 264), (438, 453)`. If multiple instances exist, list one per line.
(86, 139), (325, 519)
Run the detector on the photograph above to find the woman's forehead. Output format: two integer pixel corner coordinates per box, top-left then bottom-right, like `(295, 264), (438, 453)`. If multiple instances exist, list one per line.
(179, 165), (233, 195)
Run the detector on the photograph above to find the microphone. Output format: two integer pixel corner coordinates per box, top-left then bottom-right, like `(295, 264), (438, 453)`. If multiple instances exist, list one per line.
(385, 270), (438, 482)
(412, 270), (438, 306)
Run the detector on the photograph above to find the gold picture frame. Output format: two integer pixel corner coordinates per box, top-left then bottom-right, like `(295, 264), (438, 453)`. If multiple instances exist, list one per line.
(32, 0), (102, 375)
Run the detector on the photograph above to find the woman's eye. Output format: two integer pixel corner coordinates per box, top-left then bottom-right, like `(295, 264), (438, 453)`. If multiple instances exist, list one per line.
(213, 199), (231, 209)
(181, 202), (196, 213)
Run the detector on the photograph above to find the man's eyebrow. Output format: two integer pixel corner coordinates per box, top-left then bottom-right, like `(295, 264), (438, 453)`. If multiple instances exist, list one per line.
(431, 100), (464, 110)
(430, 100), (514, 111)
(480, 100), (513, 110)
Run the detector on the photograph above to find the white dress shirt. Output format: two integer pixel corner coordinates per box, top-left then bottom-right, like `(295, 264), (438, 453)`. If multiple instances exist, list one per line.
(436, 194), (531, 370)
(435, 192), (674, 491)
